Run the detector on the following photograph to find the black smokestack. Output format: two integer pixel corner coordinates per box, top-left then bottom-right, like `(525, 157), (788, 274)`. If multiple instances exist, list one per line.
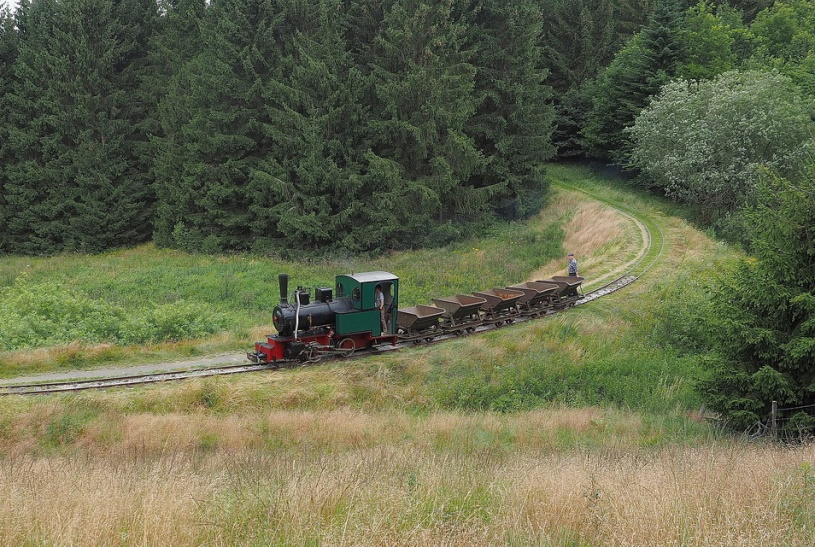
(279, 274), (289, 304)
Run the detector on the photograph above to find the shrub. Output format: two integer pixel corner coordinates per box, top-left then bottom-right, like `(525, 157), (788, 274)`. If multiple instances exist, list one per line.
(627, 70), (815, 227)
(0, 276), (229, 350)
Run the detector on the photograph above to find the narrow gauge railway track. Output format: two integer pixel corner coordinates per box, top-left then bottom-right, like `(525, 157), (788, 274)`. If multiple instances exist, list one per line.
(1, 186), (665, 397)
(0, 275), (648, 396)
(0, 363), (273, 396)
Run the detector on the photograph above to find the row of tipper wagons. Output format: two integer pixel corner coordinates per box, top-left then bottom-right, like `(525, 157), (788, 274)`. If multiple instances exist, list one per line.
(396, 276), (585, 342)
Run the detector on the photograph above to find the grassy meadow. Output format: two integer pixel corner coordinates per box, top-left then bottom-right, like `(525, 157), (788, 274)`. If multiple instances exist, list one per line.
(2, 163), (814, 545)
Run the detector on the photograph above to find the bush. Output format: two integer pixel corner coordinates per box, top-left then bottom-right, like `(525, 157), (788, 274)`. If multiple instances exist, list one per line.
(0, 276), (229, 350)
(627, 70), (815, 228)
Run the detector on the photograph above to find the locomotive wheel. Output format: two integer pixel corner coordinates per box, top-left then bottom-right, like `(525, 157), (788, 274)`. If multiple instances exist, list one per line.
(305, 347), (321, 363)
(337, 338), (356, 357)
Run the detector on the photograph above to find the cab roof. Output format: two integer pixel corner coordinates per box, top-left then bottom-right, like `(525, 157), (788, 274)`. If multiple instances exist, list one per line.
(339, 271), (399, 283)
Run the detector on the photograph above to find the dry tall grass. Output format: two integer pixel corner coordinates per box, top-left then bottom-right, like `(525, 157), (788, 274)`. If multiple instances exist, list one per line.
(530, 190), (639, 286)
(1, 409), (813, 546)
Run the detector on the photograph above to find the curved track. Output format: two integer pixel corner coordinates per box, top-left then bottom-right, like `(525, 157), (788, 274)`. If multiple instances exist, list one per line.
(1, 184), (667, 396)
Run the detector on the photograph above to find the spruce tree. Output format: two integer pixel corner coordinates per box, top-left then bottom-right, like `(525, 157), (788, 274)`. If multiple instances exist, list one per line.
(541, 0), (654, 159)
(541, 0), (620, 94)
(154, 0), (310, 252)
(148, 0), (210, 249)
(583, 0), (682, 161)
(0, 6), (19, 252)
(246, 0), (369, 254)
(2, 0), (157, 254)
(153, 0), (257, 251)
(699, 168), (815, 431)
(466, 0), (555, 219)
(353, 0), (484, 247)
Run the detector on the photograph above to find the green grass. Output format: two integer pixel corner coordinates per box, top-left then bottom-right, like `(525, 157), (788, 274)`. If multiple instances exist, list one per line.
(0, 162), (730, 425)
(0, 194), (569, 373)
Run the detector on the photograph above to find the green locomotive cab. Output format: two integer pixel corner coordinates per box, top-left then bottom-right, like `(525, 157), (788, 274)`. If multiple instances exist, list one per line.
(334, 271), (398, 337)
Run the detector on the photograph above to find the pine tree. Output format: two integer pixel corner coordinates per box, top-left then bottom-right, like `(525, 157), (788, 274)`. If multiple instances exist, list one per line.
(155, 0), (335, 252)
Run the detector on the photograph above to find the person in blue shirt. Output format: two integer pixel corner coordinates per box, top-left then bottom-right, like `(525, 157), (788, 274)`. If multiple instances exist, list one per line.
(567, 253), (578, 277)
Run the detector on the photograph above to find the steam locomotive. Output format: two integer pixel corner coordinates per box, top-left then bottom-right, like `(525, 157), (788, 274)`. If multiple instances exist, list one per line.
(248, 271), (399, 363)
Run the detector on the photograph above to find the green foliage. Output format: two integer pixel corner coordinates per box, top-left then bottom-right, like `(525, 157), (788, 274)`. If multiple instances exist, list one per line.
(147, 0), (556, 256)
(430, 295), (704, 416)
(695, 168), (815, 431)
(541, 0), (644, 93)
(543, 0), (660, 158)
(0, 8), (18, 253)
(1, 0), (158, 254)
(582, 0), (683, 160)
(0, 275), (229, 351)
(627, 70), (815, 227)
(677, 1), (743, 80)
(122, 301), (229, 345)
(740, 0), (815, 94)
(5, 0), (815, 257)
(464, 0), (555, 220)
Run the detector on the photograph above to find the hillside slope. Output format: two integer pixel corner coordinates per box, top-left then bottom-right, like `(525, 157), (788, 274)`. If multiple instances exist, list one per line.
(9, 166), (812, 547)
(3, 163), (669, 386)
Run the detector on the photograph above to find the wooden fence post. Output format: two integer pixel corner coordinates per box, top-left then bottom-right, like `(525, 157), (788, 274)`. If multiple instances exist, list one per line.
(771, 400), (778, 440)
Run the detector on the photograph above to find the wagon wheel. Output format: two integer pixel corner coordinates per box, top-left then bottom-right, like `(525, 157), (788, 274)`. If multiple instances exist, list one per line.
(337, 338), (356, 357)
